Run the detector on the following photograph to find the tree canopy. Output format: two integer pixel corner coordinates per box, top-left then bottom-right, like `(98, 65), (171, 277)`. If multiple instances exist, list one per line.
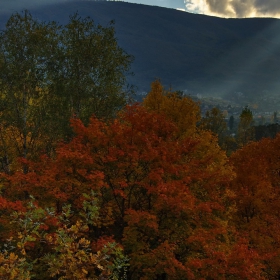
(0, 11), (279, 280)
(0, 11), (133, 171)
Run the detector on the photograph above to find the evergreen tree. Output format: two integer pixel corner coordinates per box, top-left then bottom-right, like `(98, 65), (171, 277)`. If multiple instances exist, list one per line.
(200, 107), (227, 146)
(237, 106), (254, 146)
(229, 115), (234, 131)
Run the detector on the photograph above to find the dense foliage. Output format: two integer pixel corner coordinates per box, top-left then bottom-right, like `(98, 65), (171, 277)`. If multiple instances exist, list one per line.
(0, 11), (279, 280)
(0, 11), (133, 170)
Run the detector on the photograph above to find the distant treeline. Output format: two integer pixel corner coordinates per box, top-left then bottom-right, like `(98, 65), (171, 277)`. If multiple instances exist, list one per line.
(254, 123), (280, 141)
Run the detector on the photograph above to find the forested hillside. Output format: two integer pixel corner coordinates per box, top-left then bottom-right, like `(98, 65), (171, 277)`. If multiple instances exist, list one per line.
(0, 9), (280, 280)
(1, 1), (280, 108)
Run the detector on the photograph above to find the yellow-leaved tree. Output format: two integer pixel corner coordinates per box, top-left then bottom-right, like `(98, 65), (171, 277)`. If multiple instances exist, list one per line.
(143, 80), (201, 137)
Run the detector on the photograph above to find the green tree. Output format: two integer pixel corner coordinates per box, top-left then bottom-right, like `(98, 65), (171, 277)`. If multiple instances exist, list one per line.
(0, 11), (133, 172)
(271, 111), (278, 123)
(237, 106), (254, 146)
(200, 107), (227, 146)
(229, 115), (235, 131)
(53, 13), (133, 121)
(0, 11), (60, 172)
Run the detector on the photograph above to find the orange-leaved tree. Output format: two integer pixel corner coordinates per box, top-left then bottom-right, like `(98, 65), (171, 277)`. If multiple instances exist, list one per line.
(143, 80), (200, 137)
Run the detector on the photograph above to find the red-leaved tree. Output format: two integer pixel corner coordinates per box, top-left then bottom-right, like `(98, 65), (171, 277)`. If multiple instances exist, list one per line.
(1, 105), (264, 279)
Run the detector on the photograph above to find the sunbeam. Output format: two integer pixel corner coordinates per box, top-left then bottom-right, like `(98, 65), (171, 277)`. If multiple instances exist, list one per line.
(201, 18), (280, 108)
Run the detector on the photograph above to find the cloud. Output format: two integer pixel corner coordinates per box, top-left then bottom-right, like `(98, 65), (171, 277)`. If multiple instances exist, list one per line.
(3, 0), (280, 18)
(205, 0), (235, 16)
(184, 0), (205, 14)
(254, 0), (280, 16)
(185, 0), (280, 18)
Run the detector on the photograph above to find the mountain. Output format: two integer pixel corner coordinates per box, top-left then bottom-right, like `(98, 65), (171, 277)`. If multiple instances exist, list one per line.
(1, 1), (280, 109)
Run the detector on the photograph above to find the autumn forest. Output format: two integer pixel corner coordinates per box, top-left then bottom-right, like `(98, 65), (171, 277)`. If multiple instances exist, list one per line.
(0, 11), (279, 280)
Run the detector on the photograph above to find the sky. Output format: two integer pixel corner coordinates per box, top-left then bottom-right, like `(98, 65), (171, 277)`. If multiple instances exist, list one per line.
(128, 0), (280, 18)
(1, 0), (280, 18)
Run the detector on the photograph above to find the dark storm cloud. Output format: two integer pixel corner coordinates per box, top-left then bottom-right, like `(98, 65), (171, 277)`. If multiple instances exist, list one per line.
(205, 0), (280, 17)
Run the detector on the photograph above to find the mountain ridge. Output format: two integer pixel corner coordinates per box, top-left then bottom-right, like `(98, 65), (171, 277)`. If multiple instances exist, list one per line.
(1, 1), (280, 109)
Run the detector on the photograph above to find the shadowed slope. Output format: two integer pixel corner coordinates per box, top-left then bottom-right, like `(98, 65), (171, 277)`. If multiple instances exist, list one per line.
(0, 1), (280, 107)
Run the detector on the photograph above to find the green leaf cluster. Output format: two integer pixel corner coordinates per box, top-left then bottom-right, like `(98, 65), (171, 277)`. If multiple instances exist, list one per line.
(0, 11), (133, 169)
(0, 193), (129, 279)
